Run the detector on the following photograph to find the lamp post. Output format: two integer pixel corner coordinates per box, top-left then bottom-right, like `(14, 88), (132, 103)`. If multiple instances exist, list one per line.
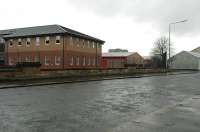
(168, 19), (187, 68)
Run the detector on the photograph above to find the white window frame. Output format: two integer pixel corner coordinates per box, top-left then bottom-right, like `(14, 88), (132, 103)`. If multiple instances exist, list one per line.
(76, 57), (80, 66)
(88, 57), (91, 66)
(83, 56), (86, 66)
(82, 40), (85, 48)
(25, 57), (31, 62)
(45, 36), (50, 45)
(70, 37), (73, 46)
(92, 42), (95, 48)
(55, 56), (61, 66)
(70, 56), (74, 66)
(8, 57), (14, 65)
(55, 36), (61, 45)
(18, 38), (22, 46)
(9, 39), (13, 47)
(45, 56), (50, 66)
(34, 56), (39, 62)
(26, 38), (31, 47)
(88, 40), (90, 48)
(36, 37), (40, 46)
(93, 58), (96, 66)
(76, 38), (79, 47)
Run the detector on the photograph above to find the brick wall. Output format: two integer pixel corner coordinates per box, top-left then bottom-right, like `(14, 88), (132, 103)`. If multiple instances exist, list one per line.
(5, 34), (102, 69)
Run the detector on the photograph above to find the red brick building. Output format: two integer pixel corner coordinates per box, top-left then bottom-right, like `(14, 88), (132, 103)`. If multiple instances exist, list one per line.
(101, 52), (144, 69)
(0, 25), (105, 70)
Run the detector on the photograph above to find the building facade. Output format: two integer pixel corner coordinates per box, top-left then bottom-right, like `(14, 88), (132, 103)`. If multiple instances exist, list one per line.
(0, 25), (104, 69)
(169, 51), (200, 70)
(101, 52), (144, 69)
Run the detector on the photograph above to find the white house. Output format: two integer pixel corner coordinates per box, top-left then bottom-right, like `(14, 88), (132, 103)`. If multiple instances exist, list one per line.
(169, 51), (200, 70)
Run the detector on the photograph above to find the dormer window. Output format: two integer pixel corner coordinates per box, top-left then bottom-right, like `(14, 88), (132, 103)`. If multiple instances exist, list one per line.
(45, 36), (50, 45)
(55, 36), (61, 44)
(26, 38), (31, 47)
(18, 38), (22, 46)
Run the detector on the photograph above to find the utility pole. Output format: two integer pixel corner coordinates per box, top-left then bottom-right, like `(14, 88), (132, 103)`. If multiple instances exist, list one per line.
(168, 19), (187, 68)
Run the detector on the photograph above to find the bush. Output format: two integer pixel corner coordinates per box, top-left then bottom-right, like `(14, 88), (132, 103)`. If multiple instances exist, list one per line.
(16, 62), (41, 68)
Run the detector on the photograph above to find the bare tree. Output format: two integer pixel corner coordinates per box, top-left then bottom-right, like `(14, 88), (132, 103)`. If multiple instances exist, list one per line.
(152, 36), (168, 56)
(151, 36), (169, 68)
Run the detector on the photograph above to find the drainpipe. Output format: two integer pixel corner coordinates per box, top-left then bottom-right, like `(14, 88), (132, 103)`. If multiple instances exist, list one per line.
(6, 39), (8, 66)
(95, 42), (98, 68)
(62, 35), (65, 69)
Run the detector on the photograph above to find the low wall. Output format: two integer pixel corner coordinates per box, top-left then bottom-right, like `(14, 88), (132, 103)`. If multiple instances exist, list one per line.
(0, 68), (170, 82)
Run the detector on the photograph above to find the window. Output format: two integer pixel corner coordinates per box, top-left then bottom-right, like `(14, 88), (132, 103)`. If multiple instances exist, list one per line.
(88, 57), (91, 66)
(9, 40), (13, 47)
(8, 57), (14, 65)
(55, 56), (61, 65)
(93, 58), (96, 66)
(36, 37), (40, 46)
(25, 57), (31, 62)
(88, 40), (90, 48)
(83, 56), (86, 66)
(55, 36), (61, 44)
(26, 38), (31, 47)
(98, 43), (102, 49)
(45, 36), (50, 45)
(76, 38), (79, 47)
(90, 43), (93, 48)
(35, 56), (39, 62)
(45, 56), (50, 66)
(18, 38), (22, 46)
(82, 40), (85, 48)
(70, 56), (74, 66)
(92, 42), (95, 48)
(70, 37), (73, 45)
(76, 57), (80, 66)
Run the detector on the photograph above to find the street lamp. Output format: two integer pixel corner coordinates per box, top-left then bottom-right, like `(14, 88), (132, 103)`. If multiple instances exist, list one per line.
(168, 19), (187, 67)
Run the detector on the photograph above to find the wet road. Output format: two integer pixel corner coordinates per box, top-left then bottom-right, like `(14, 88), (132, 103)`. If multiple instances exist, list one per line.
(0, 73), (200, 132)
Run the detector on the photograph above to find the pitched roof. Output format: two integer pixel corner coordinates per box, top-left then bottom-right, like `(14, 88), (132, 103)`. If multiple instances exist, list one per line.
(186, 51), (200, 58)
(102, 52), (136, 57)
(191, 47), (200, 53)
(0, 24), (105, 43)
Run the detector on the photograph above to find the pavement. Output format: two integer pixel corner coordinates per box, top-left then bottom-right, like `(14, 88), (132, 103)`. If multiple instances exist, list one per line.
(0, 71), (197, 89)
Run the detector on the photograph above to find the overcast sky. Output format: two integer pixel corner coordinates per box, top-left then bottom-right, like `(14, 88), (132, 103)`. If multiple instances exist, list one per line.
(1, 0), (200, 55)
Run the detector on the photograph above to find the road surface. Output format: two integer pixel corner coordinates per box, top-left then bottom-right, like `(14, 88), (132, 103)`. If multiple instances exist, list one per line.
(0, 72), (200, 132)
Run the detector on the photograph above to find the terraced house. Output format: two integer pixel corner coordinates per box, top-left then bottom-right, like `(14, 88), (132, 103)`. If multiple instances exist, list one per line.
(0, 25), (105, 69)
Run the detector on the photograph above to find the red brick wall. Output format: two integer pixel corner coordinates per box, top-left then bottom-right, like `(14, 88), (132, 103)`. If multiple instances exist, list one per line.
(6, 51), (101, 70)
(5, 35), (103, 70)
(101, 57), (127, 69)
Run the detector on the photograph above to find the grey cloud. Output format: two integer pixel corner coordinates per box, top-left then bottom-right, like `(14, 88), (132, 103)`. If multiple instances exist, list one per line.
(66, 0), (200, 36)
